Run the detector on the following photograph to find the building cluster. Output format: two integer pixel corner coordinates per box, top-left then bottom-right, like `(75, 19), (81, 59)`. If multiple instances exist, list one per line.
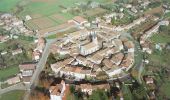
(0, 13), (33, 35)
(96, 14), (147, 32)
(49, 80), (66, 100)
(33, 37), (46, 61)
(140, 20), (169, 54)
(75, 83), (110, 95)
(50, 19), (135, 80)
(19, 62), (36, 84)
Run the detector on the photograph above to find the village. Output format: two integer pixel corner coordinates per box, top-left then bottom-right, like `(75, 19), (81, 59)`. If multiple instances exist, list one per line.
(0, 0), (170, 100)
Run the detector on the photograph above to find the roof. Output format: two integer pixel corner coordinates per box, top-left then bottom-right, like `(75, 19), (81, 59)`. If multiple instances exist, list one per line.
(22, 76), (31, 82)
(102, 59), (113, 68)
(51, 61), (64, 69)
(19, 63), (36, 71)
(111, 53), (124, 64)
(88, 53), (103, 64)
(49, 85), (63, 96)
(70, 29), (88, 38)
(92, 83), (110, 90)
(49, 80), (66, 95)
(80, 84), (92, 90)
(82, 42), (98, 50)
(145, 77), (154, 83)
(63, 57), (75, 65)
(112, 39), (122, 46)
(73, 16), (88, 24)
(124, 41), (134, 49)
(76, 56), (87, 62)
(12, 48), (22, 53)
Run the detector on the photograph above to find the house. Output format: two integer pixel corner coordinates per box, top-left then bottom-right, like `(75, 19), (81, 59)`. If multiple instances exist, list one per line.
(34, 37), (45, 53)
(0, 35), (10, 43)
(111, 53), (124, 65)
(124, 41), (135, 53)
(19, 63), (36, 83)
(76, 56), (87, 66)
(112, 39), (124, 50)
(51, 62), (64, 73)
(120, 53), (134, 70)
(12, 48), (23, 56)
(79, 34), (101, 56)
(49, 80), (66, 100)
(144, 77), (154, 84)
(93, 64), (101, 72)
(76, 83), (110, 95)
(19, 63), (36, 71)
(88, 53), (103, 64)
(72, 16), (89, 26)
(6, 76), (20, 85)
(1, 51), (7, 55)
(76, 84), (93, 95)
(102, 59), (114, 69)
(59, 66), (91, 79)
(69, 29), (89, 40)
(106, 67), (123, 77)
(33, 50), (41, 61)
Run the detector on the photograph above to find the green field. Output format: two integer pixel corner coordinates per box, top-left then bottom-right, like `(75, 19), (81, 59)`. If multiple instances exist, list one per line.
(0, 0), (111, 30)
(0, 43), (5, 50)
(0, 67), (19, 81)
(0, 90), (25, 100)
(0, 0), (21, 12)
(160, 82), (170, 98)
(151, 34), (170, 43)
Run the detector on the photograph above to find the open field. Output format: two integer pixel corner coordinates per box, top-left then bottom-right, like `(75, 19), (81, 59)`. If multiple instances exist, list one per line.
(160, 81), (170, 98)
(0, 66), (19, 81)
(0, 90), (25, 100)
(0, 0), (21, 12)
(26, 17), (57, 30)
(19, 0), (110, 30)
(150, 33), (170, 43)
(83, 7), (107, 18)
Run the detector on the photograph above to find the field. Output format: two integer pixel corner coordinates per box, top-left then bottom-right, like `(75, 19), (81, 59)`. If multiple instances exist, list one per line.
(151, 33), (170, 43)
(0, 0), (111, 31)
(0, 66), (19, 81)
(83, 7), (107, 18)
(19, 0), (110, 30)
(0, 90), (25, 100)
(0, 0), (21, 12)
(160, 82), (170, 98)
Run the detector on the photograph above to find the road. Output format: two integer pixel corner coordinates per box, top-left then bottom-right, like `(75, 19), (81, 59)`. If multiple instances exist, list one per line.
(0, 83), (29, 95)
(121, 32), (144, 83)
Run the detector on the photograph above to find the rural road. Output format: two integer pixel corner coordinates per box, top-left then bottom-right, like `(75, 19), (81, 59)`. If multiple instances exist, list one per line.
(0, 83), (29, 95)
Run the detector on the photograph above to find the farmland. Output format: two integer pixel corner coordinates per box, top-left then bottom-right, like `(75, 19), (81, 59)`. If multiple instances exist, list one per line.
(19, 0), (111, 30)
(0, 0), (21, 12)
(0, 0), (111, 31)
(0, 66), (19, 81)
(0, 90), (25, 100)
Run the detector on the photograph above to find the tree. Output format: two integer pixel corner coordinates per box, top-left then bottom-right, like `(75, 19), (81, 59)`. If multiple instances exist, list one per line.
(89, 89), (109, 100)
(47, 53), (56, 64)
(70, 85), (75, 93)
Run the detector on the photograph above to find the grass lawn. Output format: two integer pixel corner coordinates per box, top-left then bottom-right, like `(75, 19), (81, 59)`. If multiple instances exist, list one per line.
(122, 85), (133, 100)
(150, 33), (170, 43)
(0, 0), (21, 12)
(0, 90), (25, 100)
(164, 12), (170, 18)
(0, 43), (5, 50)
(160, 82), (170, 98)
(0, 66), (19, 81)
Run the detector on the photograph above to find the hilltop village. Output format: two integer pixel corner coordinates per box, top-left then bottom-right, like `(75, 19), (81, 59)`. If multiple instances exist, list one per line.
(0, 0), (170, 100)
